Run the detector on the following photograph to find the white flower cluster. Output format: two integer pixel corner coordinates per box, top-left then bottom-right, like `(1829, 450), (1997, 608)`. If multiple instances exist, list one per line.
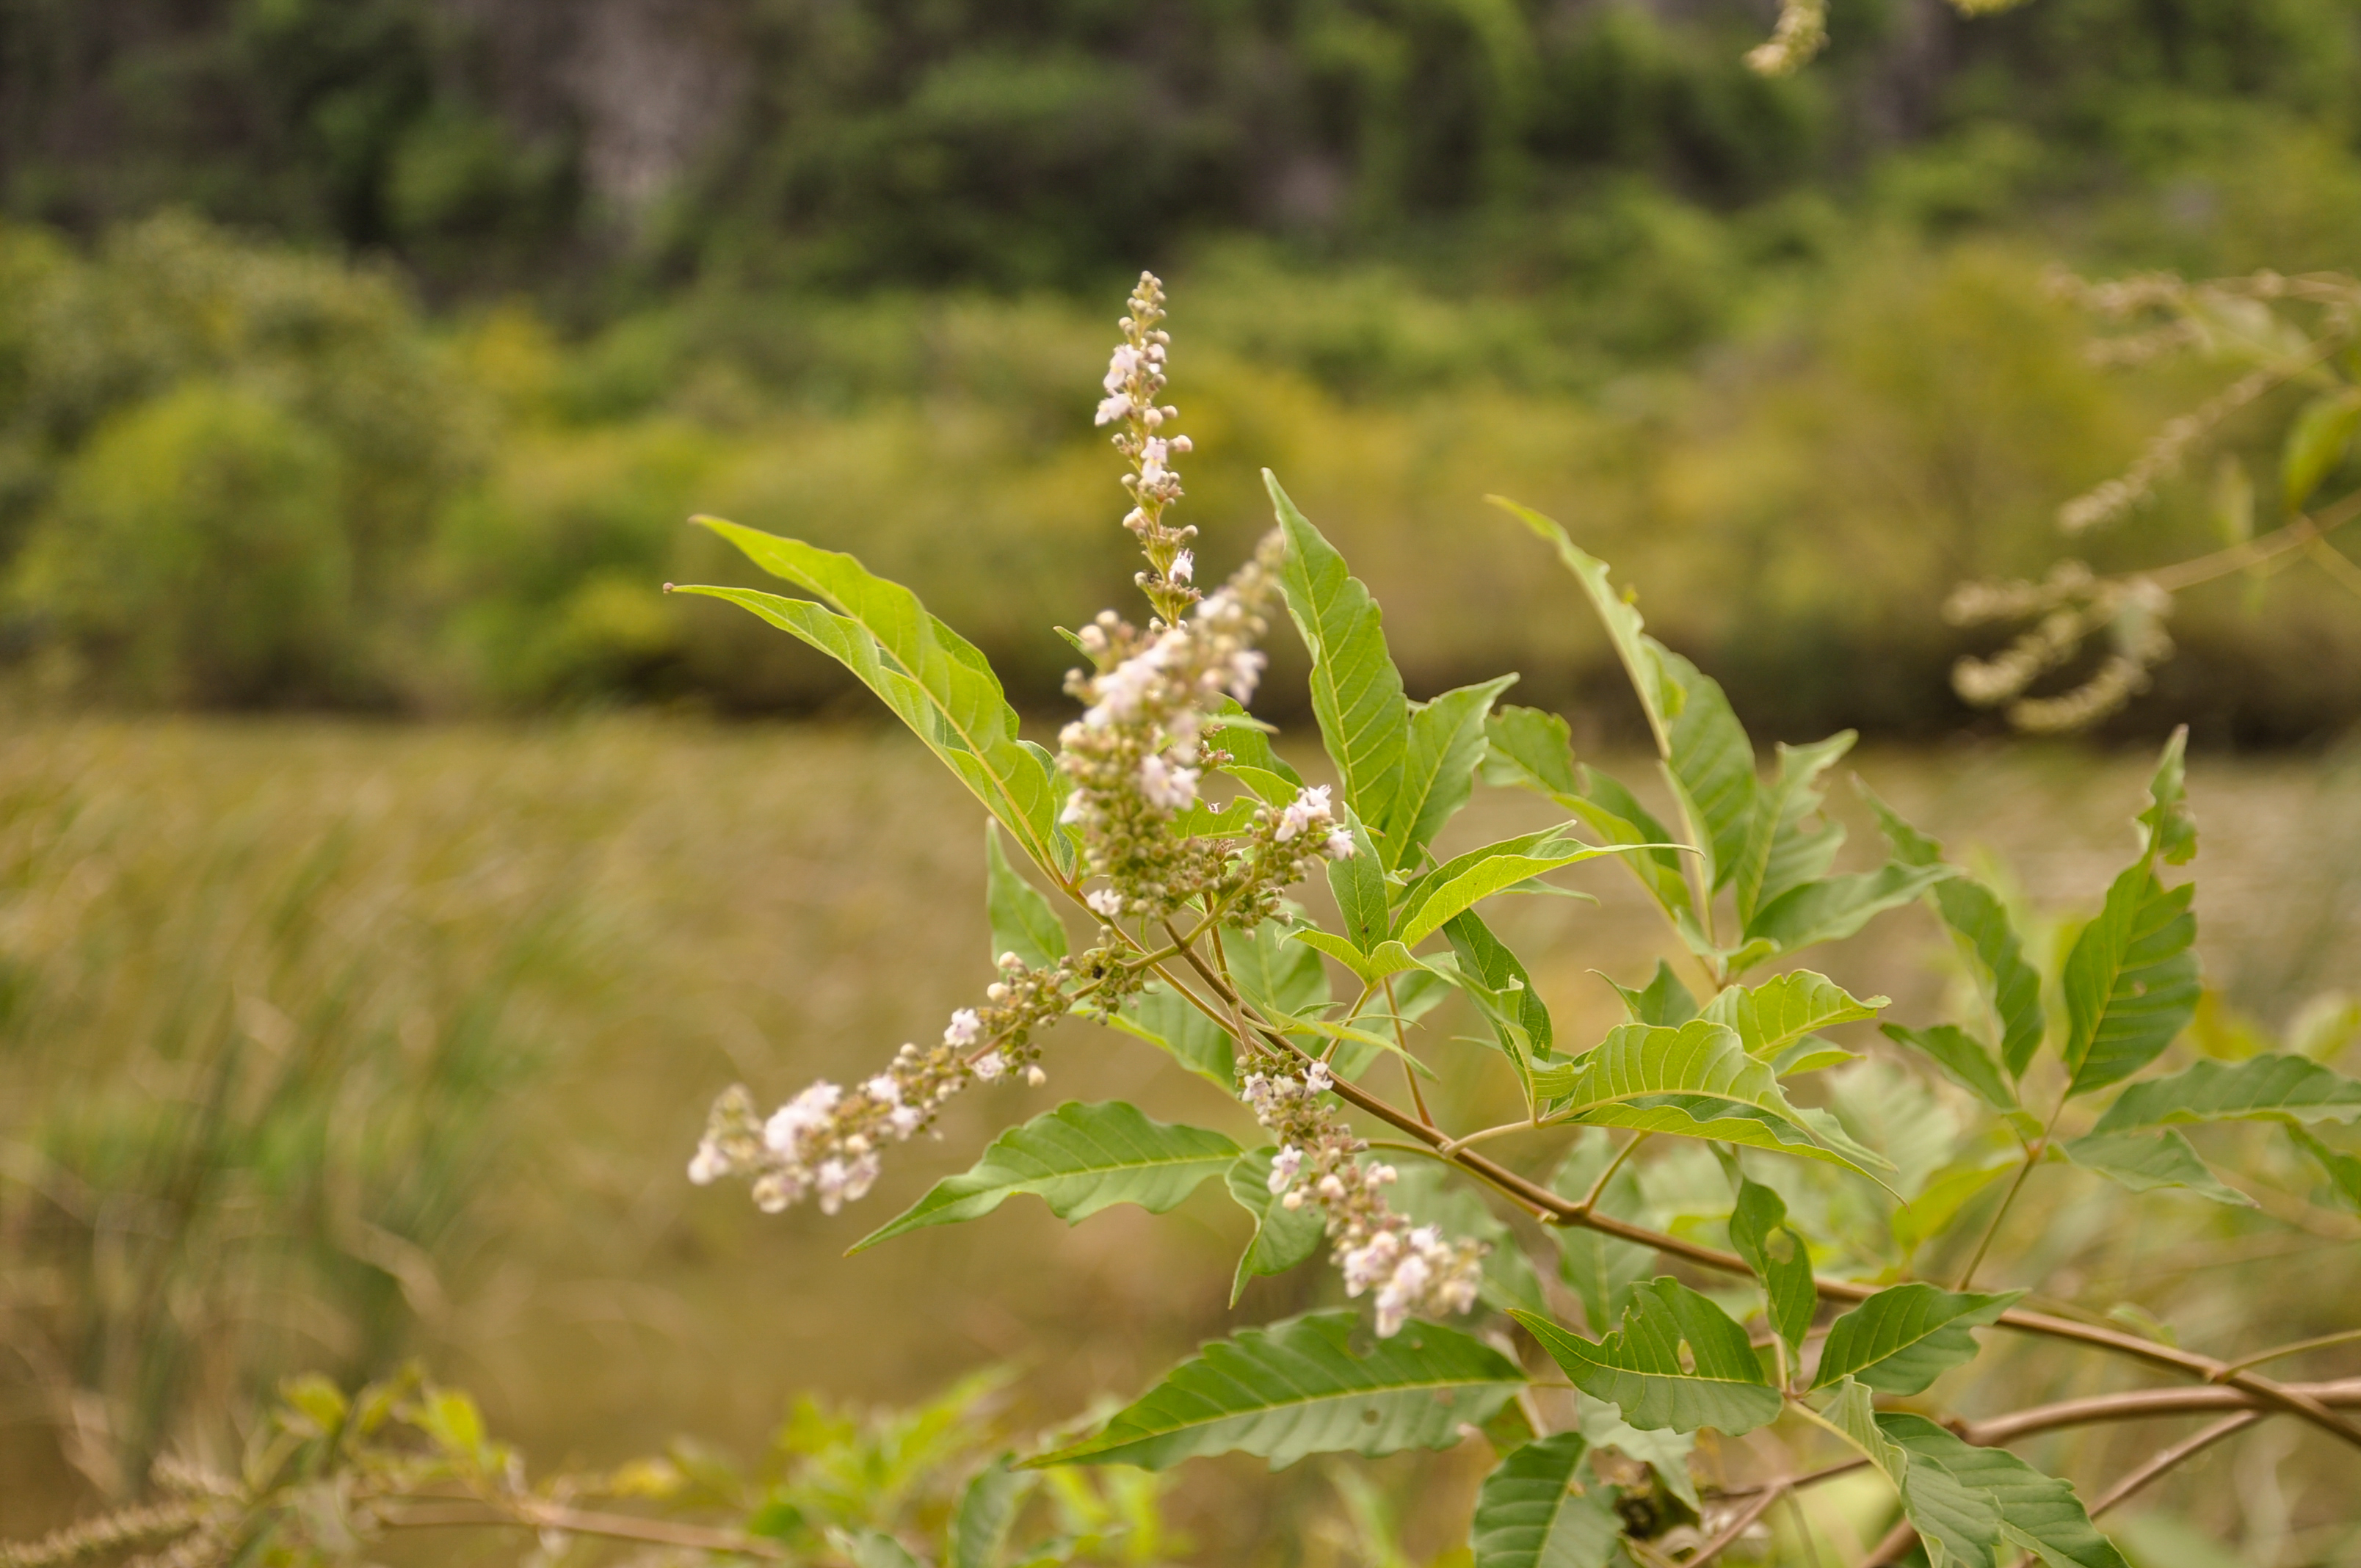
(1241, 1060), (1484, 1337)
(1097, 273), (1197, 628)
(1274, 783), (1355, 863)
(689, 954), (1067, 1216)
(1946, 562), (2174, 732)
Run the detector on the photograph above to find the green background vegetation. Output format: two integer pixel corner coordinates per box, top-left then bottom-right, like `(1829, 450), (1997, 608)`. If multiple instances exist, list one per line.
(2, 0), (2360, 737)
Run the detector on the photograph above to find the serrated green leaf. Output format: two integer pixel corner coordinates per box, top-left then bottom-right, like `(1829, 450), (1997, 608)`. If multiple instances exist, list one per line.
(1534, 1022), (1887, 1178)
(1444, 911), (1554, 1059)
(1881, 1412), (2130, 1568)
(1394, 841), (1636, 950)
(2091, 1053), (2361, 1133)
(1653, 647), (1758, 898)
(1272, 474), (1408, 829)
(951, 1459), (1034, 1568)
(1882, 1024), (2020, 1115)
(986, 823), (1068, 970)
(1208, 700), (1304, 795)
(1705, 970), (1885, 1060)
(1495, 500), (1669, 746)
(852, 1103), (1241, 1252)
(1468, 1434), (1620, 1568)
(1743, 862), (1957, 957)
(2288, 1125), (2361, 1212)
(1227, 1149), (1328, 1305)
(1810, 1379), (1998, 1568)
(1481, 706), (1579, 796)
(1512, 1281), (1780, 1436)
(2061, 867), (2199, 1098)
(1810, 1283), (2021, 1395)
(1030, 1311), (1523, 1470)
(2138, 727), (2197, 867)
(2056, 1130), (2253, 1207)
(1773, 1041), (1860, 1076)
(1733, 733), (1854, 925)
(1104, 981), (1236, 1090)
(1566, 767), (1695, 920)
(1865, 784), (2050, 1078)
(1608, 960), (1697, 1028)
(1727, 1178), (1814, 1363)
(1327, 815), (1393, 953)
(678, 523), (1062, 871)
(1385, 675), (1519, 871)
(2282, 388), (2361, 512)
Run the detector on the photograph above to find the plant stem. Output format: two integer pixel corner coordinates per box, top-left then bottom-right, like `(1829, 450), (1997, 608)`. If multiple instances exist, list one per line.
(374, 1498), (790, 1557)
(2085, 1412), (2263, 1519)
(2219, 1326), (2361, 1376)
(1382, 973), (1434, 1126)
(1575, 1132), (1650, 1215)
(1687, 1482), (1789, 1567)
(2144, 487), (2361, 592)
(1099, 896), (2361, 1453)
(1962, 1376), (2361, 1444)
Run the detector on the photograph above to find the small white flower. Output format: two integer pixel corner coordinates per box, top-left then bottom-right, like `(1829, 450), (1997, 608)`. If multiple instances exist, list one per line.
(973, 1050), (1008, 1082)
(1323, 828), (1357, 860)
(865, 1075), (902, 1106)
(1025, 1064), (1048, 1087)
(1170, 550), (1194, 584)
(944, 1009), (982, 1047)
(889, 1104), (924, 1137)
(1095, 393), (1133, 426)
(687, 1140), (728, 1186)
(1103, 345), (1142, 393)
(1305, 1061), (1333, 1095)
(1276, 784), (1334, 842)
(1268, 1145), (1304, 1194)
(1137, 755), (1200, 810)
(1087, 887), (1125, 918)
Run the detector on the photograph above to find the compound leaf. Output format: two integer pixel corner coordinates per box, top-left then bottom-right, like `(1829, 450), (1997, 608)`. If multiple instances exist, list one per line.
(2056, 1130), (2253, 1208)
(1727, 1177), (1815, 1362)
(2061, 868), (2199, 1099)
(1882, 1024), (2020, 1117)
(1031, 1311), (1523, 1470)
(1744, 862), (1957, 957)
(853, 1103), (1239, 1252)
(1733, 733), (1855, 925)
(1705, 970), (1886, 1060)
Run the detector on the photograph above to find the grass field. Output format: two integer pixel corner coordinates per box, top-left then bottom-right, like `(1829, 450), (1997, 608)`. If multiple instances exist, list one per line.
(3, 716), (2357, 1558)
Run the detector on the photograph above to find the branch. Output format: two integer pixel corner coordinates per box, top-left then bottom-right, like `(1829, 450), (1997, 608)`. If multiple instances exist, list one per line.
(1107, 896), (2361, 1452)
(1688, 1482), (1788, 1567)
(1961, 1376), (2361, 1445)
(2086, 1412), (2263, 1520)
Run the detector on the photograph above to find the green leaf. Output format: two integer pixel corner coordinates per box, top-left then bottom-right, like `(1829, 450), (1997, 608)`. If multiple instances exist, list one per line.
(1208, 700), (1304, 795)
(1444, 911), (1555, 1058)
(1393, 840), (1632, 950)
(1565, 767), (1694, 921)
(2288, 1125), (2361, 1213)
(1495, 500), (1671, 750)
(852, 1103), (1241, 1252)
(2282, 387), (2361, 512)
(1030, 1311), (1523, 1470)
(1811, 1379), (1998, 1568)
(2091, 1053), (2361, 1133)
(1511, 1281), (1780, 1436)
(1653, 647), (1758, 898)
(1106, 981), (1236, 1090)
(1865, 783), (2049, 1079)
(1743, 862), (1958, 956)
(1327, 815), (1393, 953)
(951, 1459), (1034, 1568)
(986, 824), (1068, 970)
(1481, 706), (1579, 796)
(1533, 1021), (1889, 1179)
(1574, 1402), (1698, 1511)
(1810, 1283), (2022, 1395)
(1732, 734), (1854, 926)
(1224, 921), (1332, 1033)
(2056, 1130), (2253, 1208)
(2061, 867), (2199, 1098)
(1608, 960), (1697, 1028)
(2138, 726), (2197, 867)
(678, 523), (1061, 871)
(1384, 675), (1520, 871)
(839, 1529), (925, 1568)
(1468, 1434), (1621, 1568)
(1271, 474), (1408, 829)
(1881, 1412), (2130, 1568)
(1727, 1178), (1815, 1362)
(1226, 1149), (1328, 1305)
(1291, 929), (1424, 985)
(1705, 970), (1885, 1060)
(1882, 1024), (2020, 1116)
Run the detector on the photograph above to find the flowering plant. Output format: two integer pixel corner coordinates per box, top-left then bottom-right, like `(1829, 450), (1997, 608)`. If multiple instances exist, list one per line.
(659, 274), (2361, 1567)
